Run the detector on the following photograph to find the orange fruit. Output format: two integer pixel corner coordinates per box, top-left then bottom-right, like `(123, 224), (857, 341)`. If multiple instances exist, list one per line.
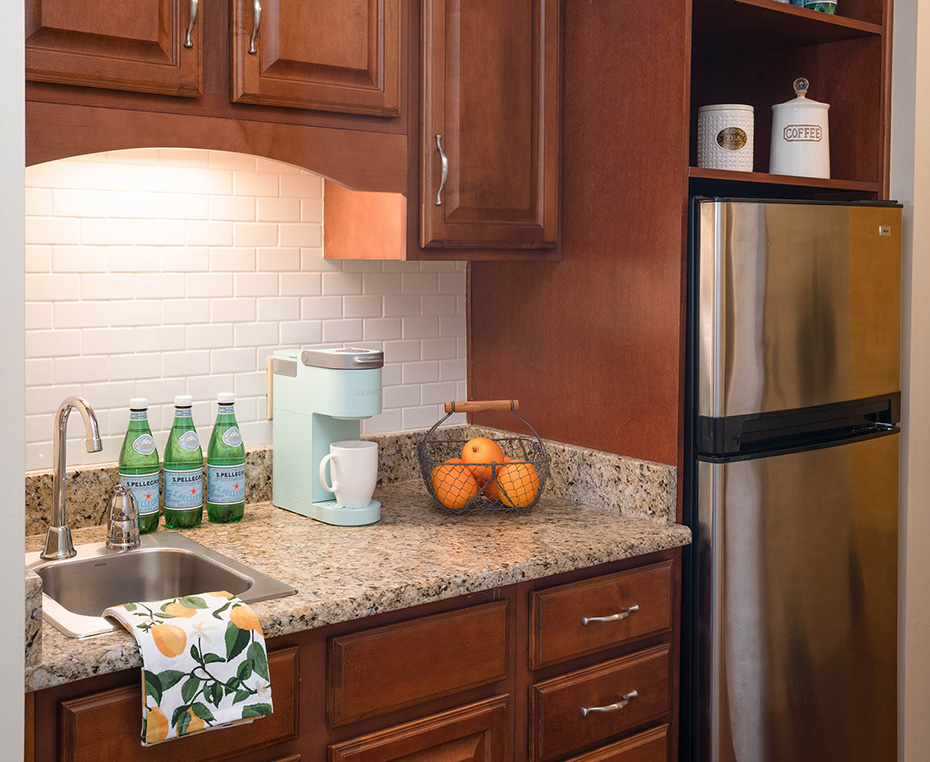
(151, 624), (187, 658)
(496, 460), (541, 508)
(179, 707), (206, 735)
(230, 605), (263, 633)
(165, 602), (198, 618)
(461, 437), (505, 484)
(145, 707), (170, 744)
(432, 457), (479, 510)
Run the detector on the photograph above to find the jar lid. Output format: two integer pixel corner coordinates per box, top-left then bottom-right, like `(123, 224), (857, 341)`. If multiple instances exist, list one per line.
(772, 77), (829, 110)
(698, 103), (754, 113)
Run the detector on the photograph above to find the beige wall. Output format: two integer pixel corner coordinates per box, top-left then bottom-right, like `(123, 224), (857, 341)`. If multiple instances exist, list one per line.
(1, 0), (25, 750)
(891, 0), (930, 758)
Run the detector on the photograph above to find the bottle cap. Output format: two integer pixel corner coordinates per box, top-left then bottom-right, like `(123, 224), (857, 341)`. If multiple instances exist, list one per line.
(174, 395), (193, 407)
(217, 392), (235, 404)
(129, 397), (148, 410)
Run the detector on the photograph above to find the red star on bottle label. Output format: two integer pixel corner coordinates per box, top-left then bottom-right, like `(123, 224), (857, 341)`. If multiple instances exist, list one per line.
(145, 493), (152, 500)
(191, 488), (197, 495)
(234, 483), (240, 490)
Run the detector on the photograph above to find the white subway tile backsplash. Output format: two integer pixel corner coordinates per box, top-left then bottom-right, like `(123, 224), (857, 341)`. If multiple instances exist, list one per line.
(25, 148), (467, 470)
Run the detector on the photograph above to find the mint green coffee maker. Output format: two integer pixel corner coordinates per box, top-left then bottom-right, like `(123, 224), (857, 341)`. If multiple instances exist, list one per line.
(272, 347), (383, 526)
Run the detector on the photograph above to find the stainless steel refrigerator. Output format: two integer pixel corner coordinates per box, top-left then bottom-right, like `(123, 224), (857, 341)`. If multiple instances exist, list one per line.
(683, 198), (901, 762)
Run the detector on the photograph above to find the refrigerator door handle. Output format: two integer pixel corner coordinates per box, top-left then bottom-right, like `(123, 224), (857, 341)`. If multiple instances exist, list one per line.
(581, 604), (640, 625)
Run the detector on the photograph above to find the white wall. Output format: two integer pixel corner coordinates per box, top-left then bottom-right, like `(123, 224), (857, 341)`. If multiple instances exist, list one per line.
(2, 1), (25, 751)
(25, 150), (467, 471)
(891, 0), (930, 758)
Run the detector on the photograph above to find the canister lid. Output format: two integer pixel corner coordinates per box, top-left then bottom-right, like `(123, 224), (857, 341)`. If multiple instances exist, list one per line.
(129, 397), (148, 410)
(301, 347), (384, 370)
(772, 77), (829, 110)
(698, 103), (754, 113)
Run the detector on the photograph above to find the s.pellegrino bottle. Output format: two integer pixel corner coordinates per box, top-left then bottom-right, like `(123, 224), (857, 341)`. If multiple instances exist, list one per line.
(163, 395), (203, 529)
(207, 392), (246, 523)
(118, 398), (160, 534)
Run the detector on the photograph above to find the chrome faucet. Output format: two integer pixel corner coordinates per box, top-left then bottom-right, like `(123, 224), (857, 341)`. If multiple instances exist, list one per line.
(41, 397), (103, 561)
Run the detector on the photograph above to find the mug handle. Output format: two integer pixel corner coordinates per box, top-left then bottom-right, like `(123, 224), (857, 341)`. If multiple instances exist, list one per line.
(319, 453), (339, 493)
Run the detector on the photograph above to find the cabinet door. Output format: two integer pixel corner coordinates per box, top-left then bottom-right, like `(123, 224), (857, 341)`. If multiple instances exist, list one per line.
(231, 0), (402, 117)
(421, 0), (560, 249)
(330, 696), (510, 762)
(25, 0), (202, 96)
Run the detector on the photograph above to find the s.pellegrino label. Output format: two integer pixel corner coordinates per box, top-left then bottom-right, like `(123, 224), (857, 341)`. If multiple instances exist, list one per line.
(119, 472), (160, 516)
(164, 468), (203, 509)
(207, 464), (246, 505)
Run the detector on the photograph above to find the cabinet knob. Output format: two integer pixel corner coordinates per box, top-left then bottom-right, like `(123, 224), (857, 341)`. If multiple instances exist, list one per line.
(183, 0), (199, 49)
(249, 0), (262, 54)
(581, 690), (639, 717)
(581, 604), (639, 625)
(435, 134), (449, 207)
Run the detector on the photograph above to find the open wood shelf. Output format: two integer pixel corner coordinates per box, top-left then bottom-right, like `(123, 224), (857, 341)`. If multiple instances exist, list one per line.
(692, 0), (883, 61)
(689, 166), (881, 195)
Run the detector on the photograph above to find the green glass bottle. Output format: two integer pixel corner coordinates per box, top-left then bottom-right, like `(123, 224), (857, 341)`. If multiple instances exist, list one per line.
(206, 392), (246, 523)
(118, 397), (160, 534)
(163, 395), (203, 529)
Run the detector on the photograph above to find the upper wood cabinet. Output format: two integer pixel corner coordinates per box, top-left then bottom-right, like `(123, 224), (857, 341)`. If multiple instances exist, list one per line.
(420, 0), (560, 249)
(25, 0), (203, 97)
(230, 0), (402, 117)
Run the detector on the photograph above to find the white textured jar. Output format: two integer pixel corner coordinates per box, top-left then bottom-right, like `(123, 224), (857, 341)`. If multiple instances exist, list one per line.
(770, 79), (830, 179)
(697, 104), (754, 172)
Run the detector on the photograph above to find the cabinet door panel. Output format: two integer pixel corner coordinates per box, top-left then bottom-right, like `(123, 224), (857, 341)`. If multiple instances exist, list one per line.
(25, 0), (202, 96)
(421, 0), (560, 249)
(231, 0), (402, 116)
(330, 696), (510, 762)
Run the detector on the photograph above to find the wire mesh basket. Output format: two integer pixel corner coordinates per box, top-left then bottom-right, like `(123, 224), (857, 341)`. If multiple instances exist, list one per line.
(417, 400), (550, 514)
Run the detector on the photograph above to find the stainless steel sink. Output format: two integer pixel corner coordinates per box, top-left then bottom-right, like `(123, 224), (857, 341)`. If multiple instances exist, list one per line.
(25, 532), (296, 638)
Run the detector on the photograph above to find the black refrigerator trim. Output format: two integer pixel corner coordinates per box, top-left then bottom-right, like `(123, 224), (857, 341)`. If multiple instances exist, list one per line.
(691, 195), (902, 209)
(697, 392), (901, 458)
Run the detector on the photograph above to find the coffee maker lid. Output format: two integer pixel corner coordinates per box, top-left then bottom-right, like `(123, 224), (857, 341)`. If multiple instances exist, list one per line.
(301, 347), (384, 370)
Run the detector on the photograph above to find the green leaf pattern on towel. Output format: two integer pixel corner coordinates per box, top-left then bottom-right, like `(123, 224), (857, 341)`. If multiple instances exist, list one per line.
(110, 591), (273, 745)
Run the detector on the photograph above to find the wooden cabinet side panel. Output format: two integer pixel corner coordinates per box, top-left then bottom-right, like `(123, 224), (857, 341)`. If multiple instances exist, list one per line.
(329, 601), (510, 727)
(231, 0), (402, 116)
(330, 696), (510, 762)
(26, 0), (203, 97)
(59, 647), (299, 762)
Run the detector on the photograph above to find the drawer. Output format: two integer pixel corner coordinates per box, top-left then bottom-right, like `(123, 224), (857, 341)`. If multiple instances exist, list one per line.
(329, 600), (509, 726)
(530, 561), (673, 669)
(59, 647), (299, 762)
(563, 725), (668, 762)
(531, 645), (670, 762)
(330, 696), (510, 762)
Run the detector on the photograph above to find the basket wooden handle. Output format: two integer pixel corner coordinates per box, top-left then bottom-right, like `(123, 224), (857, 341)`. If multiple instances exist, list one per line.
(444, 400), (519, 414)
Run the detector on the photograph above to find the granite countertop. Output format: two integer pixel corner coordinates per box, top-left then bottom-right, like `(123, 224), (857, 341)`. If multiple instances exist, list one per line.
(24, 479), (691, 693)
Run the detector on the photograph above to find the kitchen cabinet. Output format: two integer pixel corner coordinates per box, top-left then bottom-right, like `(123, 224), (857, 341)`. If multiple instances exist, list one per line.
(25, 0), (203, 97)
(27, 549), (681, 762)
(418, 0), (560, 249)
(230, 0), (402, 117)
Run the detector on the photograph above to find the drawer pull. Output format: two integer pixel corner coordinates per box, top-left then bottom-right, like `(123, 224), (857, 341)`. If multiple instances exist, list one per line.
(581, 690), (638, 717)
(248, 0), (262, 54)
(582, 604), (639, 625)
(435, 134), (449, 206)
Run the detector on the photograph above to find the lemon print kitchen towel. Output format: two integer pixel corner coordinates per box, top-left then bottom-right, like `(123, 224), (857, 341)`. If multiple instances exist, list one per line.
(105, 591), (273, 746)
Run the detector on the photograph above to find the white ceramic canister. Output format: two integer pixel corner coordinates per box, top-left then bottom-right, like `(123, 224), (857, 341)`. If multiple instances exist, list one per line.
(770, 78), (830, 179)
(697, 104), (754, 172)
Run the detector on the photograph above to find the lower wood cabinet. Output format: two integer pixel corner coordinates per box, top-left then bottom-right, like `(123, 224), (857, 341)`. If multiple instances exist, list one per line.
(27, 550), (680, 762)
(331, 696), (510, 762)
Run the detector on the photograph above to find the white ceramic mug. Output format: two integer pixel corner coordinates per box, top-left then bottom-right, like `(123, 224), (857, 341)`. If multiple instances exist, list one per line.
(319, 440), (378, 508)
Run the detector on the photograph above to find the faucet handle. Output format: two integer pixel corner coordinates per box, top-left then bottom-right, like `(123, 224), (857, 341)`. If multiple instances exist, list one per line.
(107, 484), (141, 551)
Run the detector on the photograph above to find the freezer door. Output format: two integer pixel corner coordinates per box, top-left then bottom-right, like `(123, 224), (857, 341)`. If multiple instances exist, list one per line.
(697, 201), (901, 418)
(695, 433), (898, 762)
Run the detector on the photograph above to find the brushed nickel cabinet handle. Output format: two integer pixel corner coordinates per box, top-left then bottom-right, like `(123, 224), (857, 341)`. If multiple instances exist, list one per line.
(249, 0), (262, 54)
(183, 0), (199, 48)
(581, 690), (638, 717)
(582, 604), (639, 625)
(435, 134), (448, 206)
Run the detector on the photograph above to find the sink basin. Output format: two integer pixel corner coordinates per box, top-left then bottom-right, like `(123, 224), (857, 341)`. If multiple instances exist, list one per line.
(25, 532), (296, 638)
